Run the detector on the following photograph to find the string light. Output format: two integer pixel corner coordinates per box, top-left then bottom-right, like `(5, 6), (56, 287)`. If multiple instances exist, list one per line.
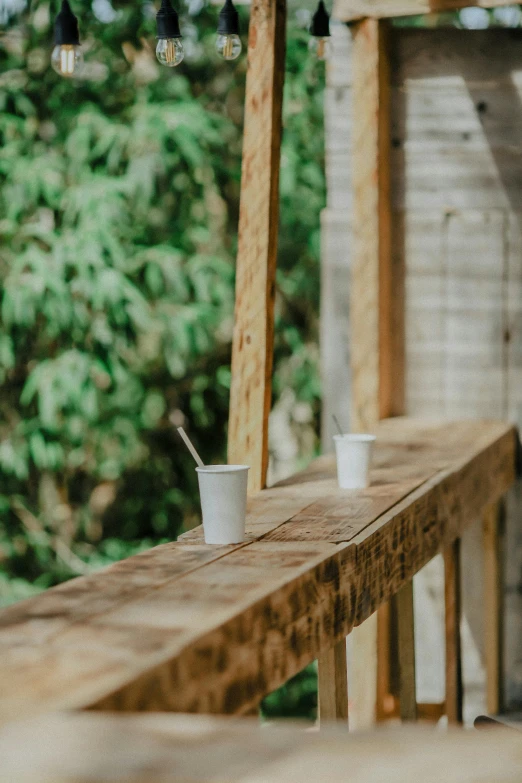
(309, 0), (331, 61)
(51, 0), (83, 78)
(155, 0), (184, 67)
(216, 0), (242, 61)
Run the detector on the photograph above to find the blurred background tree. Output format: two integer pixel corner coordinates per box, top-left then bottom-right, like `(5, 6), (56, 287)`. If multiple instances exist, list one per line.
(0, 0), (325, 616)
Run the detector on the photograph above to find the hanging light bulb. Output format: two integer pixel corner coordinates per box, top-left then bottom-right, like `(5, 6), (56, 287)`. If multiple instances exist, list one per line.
(309, 0), (332, 61)
(51, 0), (83, 78)
(156, 0), (184, 67)
(216, 0), (242, 61)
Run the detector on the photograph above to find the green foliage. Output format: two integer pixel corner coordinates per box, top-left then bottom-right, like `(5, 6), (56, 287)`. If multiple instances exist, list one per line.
(261, 663), (317, 722)
(0, 1), (325, 610)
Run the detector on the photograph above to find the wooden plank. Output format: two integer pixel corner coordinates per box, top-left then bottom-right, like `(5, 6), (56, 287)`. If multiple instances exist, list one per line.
(0, 420), (515, 721)
(334, 0), (520, 23)
(350, 18), (396, 728)
(185, 419), (497, 545)
(0, 543), (244, 650)
(227, 0), (286, 494)
(444, 538), (463, 725)
(352, 423), (517, 624)
(4, 713), (522, 783)
(0, 542), (357, 720)
(483, 501), (504, 714)
(318, 639), (349, 724)
(350, 18), (394, 431)
(396, 580), (417, 721)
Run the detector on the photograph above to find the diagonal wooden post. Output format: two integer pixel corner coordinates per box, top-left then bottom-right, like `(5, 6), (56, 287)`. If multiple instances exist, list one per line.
(227, 0), (286, 495)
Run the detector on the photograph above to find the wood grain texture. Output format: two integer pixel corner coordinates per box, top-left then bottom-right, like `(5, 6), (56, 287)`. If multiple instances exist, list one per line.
(334, 0), (519, 22)
(318, 639), (349, 724)
(396, 580), (417, 722)
(483, 501), (504, 714)
(0, 420), (516, 721)
(4, 713), (522, 783)
(352, 422), (517, 625)
(227, 0), (286, 494)
(350, 18), (395, 432)
(349, 18), (398, 722)
(444, 538), (463, 725)
(0, 542), (356, 720)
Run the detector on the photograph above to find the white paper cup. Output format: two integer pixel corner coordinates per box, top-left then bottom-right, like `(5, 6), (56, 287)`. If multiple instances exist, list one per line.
(196, 465), (250, 545)
(333, 434), (376, 489)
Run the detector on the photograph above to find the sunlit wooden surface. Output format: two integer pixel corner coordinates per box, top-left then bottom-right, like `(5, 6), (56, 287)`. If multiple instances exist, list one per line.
(0, 419), (516, 721)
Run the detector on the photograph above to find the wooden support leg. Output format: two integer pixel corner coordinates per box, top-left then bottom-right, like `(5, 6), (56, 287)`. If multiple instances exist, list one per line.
(483, 501), (503, 715)
(318, 639), (349, 725)
(396, 579), (417, 722)
(376, 602), (396, 721)
(444, 538), (463, 725)
(350, 614), (378, 729)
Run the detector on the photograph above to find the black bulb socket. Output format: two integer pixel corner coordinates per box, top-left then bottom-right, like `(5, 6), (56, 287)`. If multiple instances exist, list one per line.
(217, 0), (239, 36)
(54, 0), (80, 46)
(310, 0), (330, 38)
(156, 0), (182, 39)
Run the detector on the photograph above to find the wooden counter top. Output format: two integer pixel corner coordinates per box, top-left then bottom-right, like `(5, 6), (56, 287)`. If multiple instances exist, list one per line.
(0, 419), (516, 721)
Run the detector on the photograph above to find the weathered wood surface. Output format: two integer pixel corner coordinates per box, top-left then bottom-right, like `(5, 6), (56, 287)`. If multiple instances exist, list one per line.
(350, 18), (394, 432)
(483, 501), (504, 714)
(352, 422), (515, 625)
(444, 538), (463, 725)
(3, 713), (522, 783)
(334, 0), (519, 23)
(227, 0), (286, 494)
(318, 639), (349, 724)
(350, 19), (403, 726)
(0, 419), (516, 721)
(396, 580), (417, 721)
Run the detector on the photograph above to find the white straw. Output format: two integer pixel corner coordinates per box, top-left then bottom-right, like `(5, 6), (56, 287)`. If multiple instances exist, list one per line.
(177, 427), (205, 468)
(332, 414), (345, 436)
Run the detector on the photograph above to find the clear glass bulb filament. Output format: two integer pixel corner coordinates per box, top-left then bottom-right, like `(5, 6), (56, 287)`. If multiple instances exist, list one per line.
(51, 44), (83, 77)
(216, 34), (242, 61)
(156, 37), (184, 67)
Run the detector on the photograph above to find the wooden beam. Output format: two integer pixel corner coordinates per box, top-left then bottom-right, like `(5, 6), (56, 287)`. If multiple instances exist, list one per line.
(318, 640), (349, 724)
(350, 17), (399, 728)
(227, 0), (286, 494)
(483, 501), (504, 714)
(0, 421), (514, 721)
(334, 0), (519, 23)
(444, 538), (463, 725)
(350, 18), (394, 432)
(396, 580), (417, 722)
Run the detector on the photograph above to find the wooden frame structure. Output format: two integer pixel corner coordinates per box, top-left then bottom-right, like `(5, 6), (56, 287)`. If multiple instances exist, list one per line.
(229, 0), (512, 724)
(0, 0), (515, 736)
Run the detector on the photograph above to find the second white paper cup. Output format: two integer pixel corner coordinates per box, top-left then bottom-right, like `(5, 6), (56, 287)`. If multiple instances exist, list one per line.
(196, 465), (249, 544)
(333, 434), (376, 489)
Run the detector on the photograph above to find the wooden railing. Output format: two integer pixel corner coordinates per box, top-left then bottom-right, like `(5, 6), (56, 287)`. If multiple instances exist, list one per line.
(0, 418), (516, 725)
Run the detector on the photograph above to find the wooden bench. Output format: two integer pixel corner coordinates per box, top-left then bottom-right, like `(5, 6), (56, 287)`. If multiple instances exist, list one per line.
(0, 418), (516, 725)
(2, 712), (522, 782)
